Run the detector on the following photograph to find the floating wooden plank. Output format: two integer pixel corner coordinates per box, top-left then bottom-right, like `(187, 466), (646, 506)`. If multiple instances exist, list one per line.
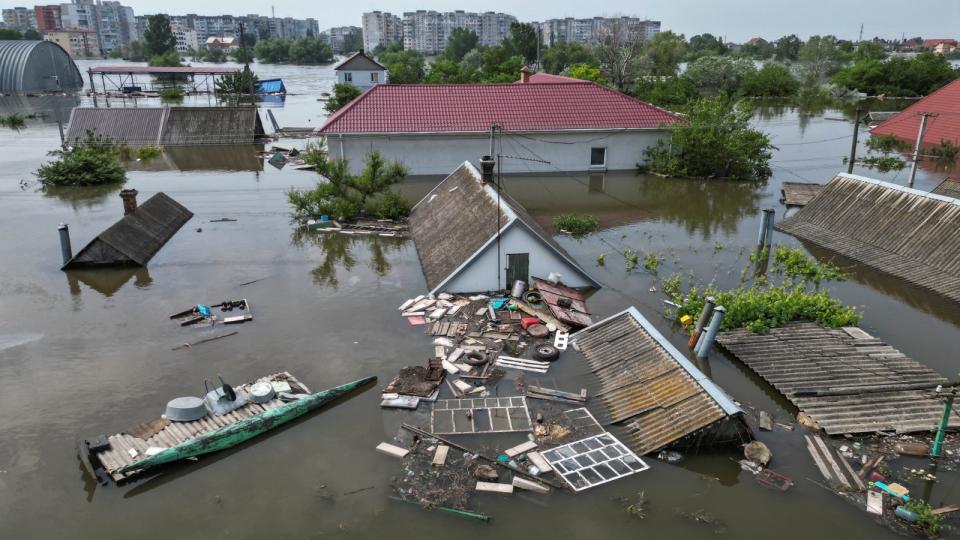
(758, 410), (773, 431)
(931, 504), (960, 516)
(376, 442), (409, 459)
(780, 182), (823, 207)
(512, 476), (550, 493)
(476, 481), (514, 494)
(171, 331), (238, 351)
(504, 440), (537, 457)
(447, 348), (464, 364)
(526, 451), (553, 473)
(527, 386), (586, 403)
(432, 445), (450, 467)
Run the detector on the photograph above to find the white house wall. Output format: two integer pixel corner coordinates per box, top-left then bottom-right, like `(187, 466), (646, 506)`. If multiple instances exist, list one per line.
(440, 224), (593, 293)
(336, 69), (386, 88)
(331, 130), (667, 175)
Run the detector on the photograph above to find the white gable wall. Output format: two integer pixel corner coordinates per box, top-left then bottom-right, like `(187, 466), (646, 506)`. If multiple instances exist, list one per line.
(329, 130), (667, 175)
(336, 68), (387, 88)
(439, 224), (594, 294)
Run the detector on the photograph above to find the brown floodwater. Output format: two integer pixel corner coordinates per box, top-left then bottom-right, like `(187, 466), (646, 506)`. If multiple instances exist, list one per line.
(1, 60), (958, 539)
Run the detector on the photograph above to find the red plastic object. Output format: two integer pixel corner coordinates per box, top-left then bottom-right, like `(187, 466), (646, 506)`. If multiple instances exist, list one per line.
(869, 471), (886, 483)
(520, 317), (541, 330)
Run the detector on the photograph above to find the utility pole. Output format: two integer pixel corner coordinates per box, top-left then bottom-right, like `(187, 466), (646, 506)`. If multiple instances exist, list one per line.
(847, 106), (862, 174)
(858, 23), (863, 43)
(907, 112), (933, 188)
(239, 22), (254, 99)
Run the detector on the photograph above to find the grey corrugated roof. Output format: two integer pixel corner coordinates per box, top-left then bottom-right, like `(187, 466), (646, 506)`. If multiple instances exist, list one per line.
(717, 322), (954, 435)
(408, 161), (598, 292)
(333, 50), (386, 71)
(64, 106), (264, 147)
(932, 178), (960, 199)
(572, 307), (745, 455)
(64, 193), (193, 268)
(777, 173), (960, 303)
(65, 107), (167, 146)
(0, 40), (83, 93)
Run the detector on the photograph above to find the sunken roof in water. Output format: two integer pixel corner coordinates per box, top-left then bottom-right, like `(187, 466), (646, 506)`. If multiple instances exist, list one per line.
(408, 161), (598, 292)
(571, 307), (746, 455)
(931, 177), (960, 199)
(65, 106), (264, 147)
(717, 322), (954, 435)
(776, 173), (960, 303)
(63, 193), (193, 269)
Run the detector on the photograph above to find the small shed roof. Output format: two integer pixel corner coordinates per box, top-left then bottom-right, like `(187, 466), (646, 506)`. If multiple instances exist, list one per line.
(869, 77), (960, 147)
(64, 193), (193, 269)
(333, 50), (386, 71)
(572, 307), (744, 454)
(255, 78), (286, 94)
(408, 161), (598, 293)
(319, 82), (681, 134)
(776, 173), (960, 303)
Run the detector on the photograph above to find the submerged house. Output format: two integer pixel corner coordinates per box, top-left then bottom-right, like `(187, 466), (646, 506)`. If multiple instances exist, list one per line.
(63, 190), (193, 270)
(64, 106), (265, 147)
(869, 77), (960, 148)
(255, 78), (286, 95)
(319, 69), (681, 175)
(777, 173), (960, 303)
(572, 307), (749, 454)
(409, 159), (599, 294)
(333, 49), (387, 89)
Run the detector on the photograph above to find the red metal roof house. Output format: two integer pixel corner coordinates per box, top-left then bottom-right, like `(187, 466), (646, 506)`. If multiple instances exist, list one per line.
(319, 69), (682, 175)
(870, 77), (960, 149)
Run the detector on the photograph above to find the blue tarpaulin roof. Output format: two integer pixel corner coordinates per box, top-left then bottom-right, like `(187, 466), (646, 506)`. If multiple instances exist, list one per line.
(256, 79), (286, 94)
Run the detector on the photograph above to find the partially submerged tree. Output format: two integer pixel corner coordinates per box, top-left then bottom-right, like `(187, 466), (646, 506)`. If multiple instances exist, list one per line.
(325, 83), (363, 112)
(215, 67), (259, 95)
(288, 151), (411, 222)
(639, 31), (687, 78)
(36, 131), (127, 187)
(643, 96), (775, 181)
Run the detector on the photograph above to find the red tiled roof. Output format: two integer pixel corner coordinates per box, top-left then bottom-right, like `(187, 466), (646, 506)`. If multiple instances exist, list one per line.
(320, 82), (681, 134)
(516, 72), (590, 84)
(923, 39), (958, 47)
(870, 77), (960, 147)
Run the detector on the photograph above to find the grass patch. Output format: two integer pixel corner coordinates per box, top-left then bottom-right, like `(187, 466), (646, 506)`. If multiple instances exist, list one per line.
(554, 213), (599, 237)
(160, 87), (184, 102)
(596, 253), (606, 267)
(643, 251), (665, 273)
(860, 155), (905, 172)
(772, 246), (846, 286)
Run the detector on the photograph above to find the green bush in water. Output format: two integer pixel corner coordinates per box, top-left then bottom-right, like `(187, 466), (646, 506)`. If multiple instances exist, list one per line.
(554, 213), (599, 236)
(36, 131), (126, 187)
(159, 86), (183, 102)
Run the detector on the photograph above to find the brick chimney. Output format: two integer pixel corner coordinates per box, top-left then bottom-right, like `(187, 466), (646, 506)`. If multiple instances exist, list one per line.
(520, 65), (531, 84)
(479, 156), (495, 183)
(120, 189), (138, 215)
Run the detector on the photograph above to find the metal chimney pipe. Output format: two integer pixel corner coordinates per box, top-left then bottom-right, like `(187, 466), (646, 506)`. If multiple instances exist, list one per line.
(687, 296), (716, 349)
(58, 222), (72, 265)
(763, 208), (775, 247)
(696, 306), (726, 359)
(120, 188), (138, 215)
(479, 155), (495, 183)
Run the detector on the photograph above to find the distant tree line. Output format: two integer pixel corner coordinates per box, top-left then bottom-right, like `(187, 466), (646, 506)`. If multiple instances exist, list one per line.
(0, 28), (42, 40)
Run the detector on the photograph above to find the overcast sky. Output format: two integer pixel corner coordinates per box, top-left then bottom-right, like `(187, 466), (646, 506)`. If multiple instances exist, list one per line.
(124, 0), (959, 42)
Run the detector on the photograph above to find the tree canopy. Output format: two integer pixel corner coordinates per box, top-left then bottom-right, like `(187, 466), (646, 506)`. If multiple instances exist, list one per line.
(541, 42), (594, 74)
(325, 83), (363, 112)
(774, 35), (801, 61)
(378, 44), (426, 83)
(442, 28), (479, 62)
(505, 22), (538, 64)
(832, 52), (958, 96)
(342, 30), (363, 53)
(143, 14), (176, 57)
(686, 33), (726, 60)
(640, 31), (687, 77)
(683, 56), (757, 93)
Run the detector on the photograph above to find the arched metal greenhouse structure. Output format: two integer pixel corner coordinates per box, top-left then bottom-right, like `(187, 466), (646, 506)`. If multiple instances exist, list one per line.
(0, 40), (83, 93)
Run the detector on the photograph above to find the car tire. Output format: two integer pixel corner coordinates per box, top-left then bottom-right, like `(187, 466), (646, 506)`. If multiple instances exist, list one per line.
(533, 343), (559, 362)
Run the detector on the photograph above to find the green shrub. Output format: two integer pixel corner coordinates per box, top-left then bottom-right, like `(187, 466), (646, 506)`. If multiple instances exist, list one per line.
(643, 251), (665, 273)
(865, 134), (911, 154)
(772, 246), (846, 286)
(929, 139), (958, 165)
(554, 213), (599, 236)
(136, 145), (162, 161)
(904, 500), (942, 537)
(860, 155), (905, 172)
(0, 113), (26, 129)
(159, 87), (183, 102)
(36, 131), (126, 187)
(668, 284), (861, 334)
(368, 189), (411, 220)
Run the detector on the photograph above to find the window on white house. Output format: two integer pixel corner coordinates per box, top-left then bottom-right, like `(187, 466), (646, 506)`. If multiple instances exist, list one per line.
(590, 147), (606, 167)
(370, 72), (379, 82)
(344, 72), (353, 82)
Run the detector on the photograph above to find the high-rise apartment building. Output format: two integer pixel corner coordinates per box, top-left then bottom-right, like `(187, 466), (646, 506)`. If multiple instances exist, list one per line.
(138, 14), (319, 47)
(400, 10), (516, 55)
(537, 16), (660, 47)
(2, 7), (38, 30)
(361, 11), (402, 52)
(324, 25), (360, 53)
(58, 1), (135, 55)
(34, 5), (62, 31)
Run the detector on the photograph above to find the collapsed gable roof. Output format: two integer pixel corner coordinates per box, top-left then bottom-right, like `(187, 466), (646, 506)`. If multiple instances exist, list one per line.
(319, 82), (681, 134)
(408, 161), (598, 292)
(572, 307), (745, 454)
(64, 193), (193, 269)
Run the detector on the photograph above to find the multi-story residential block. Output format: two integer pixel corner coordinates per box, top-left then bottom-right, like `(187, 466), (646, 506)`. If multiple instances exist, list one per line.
(59, 1), (135, 55)
(136, 13), (318, 46)
(361, 11), (402, 52)
(2, 7), (38, 30)
(325, 25), (360, 53)
(34, 5), (62, 31)
(45, 27), (100, 57)
(400, 10), (515, 55)
(537, 16), (660, 47)
(170, 21), (198, 53)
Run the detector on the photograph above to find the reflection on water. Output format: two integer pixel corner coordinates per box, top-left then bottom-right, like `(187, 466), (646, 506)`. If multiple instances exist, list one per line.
(42, 182), (124, 210)
(125, 144), (265, 173)
(66, 267), (152, 297)
(0, 94), (80, 125)
(290, 228), (406, 289)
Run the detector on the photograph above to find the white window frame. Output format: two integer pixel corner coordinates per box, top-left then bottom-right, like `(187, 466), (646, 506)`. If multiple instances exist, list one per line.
(343, 72), (352, 82)
(590, 147), (607, 168)
(370, 71), (379, 83)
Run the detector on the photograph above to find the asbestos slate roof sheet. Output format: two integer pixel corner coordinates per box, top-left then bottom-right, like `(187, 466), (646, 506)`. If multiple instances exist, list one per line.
(717, 322), (954, 435)
(320, 82), (682, 134)
(65, 107), (166, 146)
(776, 173), (960, 304)
(572, 307), (742, 455)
